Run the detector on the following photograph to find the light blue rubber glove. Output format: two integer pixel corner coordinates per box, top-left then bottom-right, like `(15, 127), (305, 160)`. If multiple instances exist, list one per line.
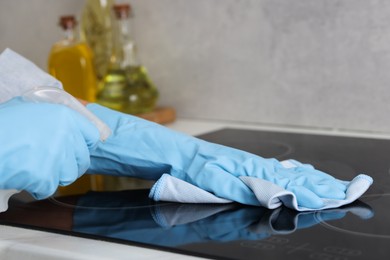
(86, 104), (347, 209)
(0, 97), (100, 199)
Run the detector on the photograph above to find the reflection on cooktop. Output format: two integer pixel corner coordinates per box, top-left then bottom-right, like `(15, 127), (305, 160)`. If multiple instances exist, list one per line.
(320, 194), (390, 239)
(0, 189), (374, 256)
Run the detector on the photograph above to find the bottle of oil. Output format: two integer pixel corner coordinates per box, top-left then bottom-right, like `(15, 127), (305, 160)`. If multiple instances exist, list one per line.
(48, 15), (97, 102)
(97, 3), (159, 114)
(80, 0), (114, 80)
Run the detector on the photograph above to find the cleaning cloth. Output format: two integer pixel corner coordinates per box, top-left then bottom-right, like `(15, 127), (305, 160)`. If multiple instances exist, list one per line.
(0, 48), (62, 103)
(149, 160), (373, 212)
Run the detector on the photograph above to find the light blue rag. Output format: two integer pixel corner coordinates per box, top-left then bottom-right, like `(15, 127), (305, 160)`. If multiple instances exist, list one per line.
(149, 160), (373, 211)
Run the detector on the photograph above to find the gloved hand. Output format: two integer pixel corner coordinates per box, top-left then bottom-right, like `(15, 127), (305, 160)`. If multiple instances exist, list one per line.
(0, 97), (100, 199)
(86, 104), (350, 209)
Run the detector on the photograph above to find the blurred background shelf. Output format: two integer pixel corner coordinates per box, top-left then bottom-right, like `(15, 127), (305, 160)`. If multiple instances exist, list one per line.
(137, 106), (176, 125)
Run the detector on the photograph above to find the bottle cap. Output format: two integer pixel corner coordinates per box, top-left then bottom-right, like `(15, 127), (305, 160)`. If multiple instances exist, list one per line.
(59, 15), (77, 30)
(113, 4), (132, 19)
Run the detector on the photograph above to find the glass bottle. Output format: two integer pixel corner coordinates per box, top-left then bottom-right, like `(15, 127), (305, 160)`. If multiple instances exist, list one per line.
(97, 3), (159, 114)
(80, 0), (114, 80)
(48, 15), (97, 102)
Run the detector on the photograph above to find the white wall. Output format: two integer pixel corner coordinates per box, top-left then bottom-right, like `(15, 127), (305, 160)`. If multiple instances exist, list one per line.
(0, 0), (84, 68)
(2, 0), (390, 133)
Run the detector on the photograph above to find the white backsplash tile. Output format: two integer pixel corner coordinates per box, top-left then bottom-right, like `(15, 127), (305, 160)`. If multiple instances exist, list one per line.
(2, 0), (390, 133)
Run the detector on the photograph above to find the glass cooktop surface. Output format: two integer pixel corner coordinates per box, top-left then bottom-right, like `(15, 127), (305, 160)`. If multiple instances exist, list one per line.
(1, 128), (389, 260)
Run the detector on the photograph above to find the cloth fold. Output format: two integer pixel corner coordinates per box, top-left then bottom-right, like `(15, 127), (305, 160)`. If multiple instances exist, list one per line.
(0, 189), (19, 212)
(149, 160), (373, 211)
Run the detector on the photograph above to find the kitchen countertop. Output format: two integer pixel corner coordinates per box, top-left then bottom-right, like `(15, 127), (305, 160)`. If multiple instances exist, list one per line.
(1, 118), (390, 260)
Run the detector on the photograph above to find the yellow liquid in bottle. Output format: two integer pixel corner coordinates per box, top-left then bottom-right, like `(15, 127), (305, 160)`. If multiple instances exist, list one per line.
(96, 68), (128, 111)
(48, 41), (97, 102)
(80, 0), (114, 80)
(97, 65), (159, 114)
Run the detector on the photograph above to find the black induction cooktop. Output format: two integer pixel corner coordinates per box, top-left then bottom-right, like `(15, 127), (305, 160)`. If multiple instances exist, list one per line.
(1, 128), (389, 260)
